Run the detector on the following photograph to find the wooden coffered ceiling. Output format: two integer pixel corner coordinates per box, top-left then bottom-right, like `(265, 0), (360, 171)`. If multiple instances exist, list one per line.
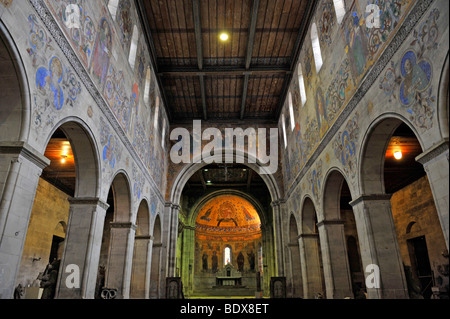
(136, 0), (316, 123)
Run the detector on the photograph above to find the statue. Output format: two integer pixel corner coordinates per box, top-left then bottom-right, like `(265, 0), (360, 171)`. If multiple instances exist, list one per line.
(211, 251), (218, 273)
(202, 253), (208, 272)
(14, 284), (24, 299)
(403, 264), (424, 299)
(40, 259), (60, 299)
(237, 252), (244, 272)
(247, 250), (255, 271)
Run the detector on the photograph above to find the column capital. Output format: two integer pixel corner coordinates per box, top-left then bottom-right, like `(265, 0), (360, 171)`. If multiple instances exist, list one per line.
(110, 222), (137, 230)
(349, 194), (392, 207)
(415, 138), (449, 165)
(68, 197), (110, 210)
(298, 233), (319, 239)
(316, 219), (345, 228)
(271, 199), (286, 208)
(135, 235), (152, 240)
(165, 202), (181, 211)
(0, 141), (50, 169)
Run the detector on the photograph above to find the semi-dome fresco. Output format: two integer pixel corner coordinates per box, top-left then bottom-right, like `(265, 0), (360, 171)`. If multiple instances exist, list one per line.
(195, 195), (261, 242)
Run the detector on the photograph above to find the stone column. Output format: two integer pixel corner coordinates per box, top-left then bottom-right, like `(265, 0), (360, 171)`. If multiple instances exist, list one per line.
(287, 241), (303, 298)
(166, 203), (181, 278)
(180, 225), (195, 297)
(56, 197), (109, 299)
(416, 139), (449, 249)
(298, 233), (324, 299)
(106, 222), (136, 299)
(350, 195), (408, 299)
(0, 142), (49, 299)
(271, 200), (285, 276)
(150, 242), (162, 298)
(317, 219), (353, 299)
(145, 235), (154, 299)
(130, 235), (151, 298)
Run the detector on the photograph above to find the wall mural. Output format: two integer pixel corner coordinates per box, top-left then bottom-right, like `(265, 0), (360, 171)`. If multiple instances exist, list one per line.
(38, 0), (168, 193)
(309, 159), (323, 203)
(282, 0), (416, 188)
(379, 8), (439, 132)
(27, 14), (82, 135)
(332, 112), (360, 182)
(100, 116), (123, 170)
(132, 162), (145, 201)
(195, 195), (262, 243)
(0, 0), (12, 8)
(318, 0), (336, 47)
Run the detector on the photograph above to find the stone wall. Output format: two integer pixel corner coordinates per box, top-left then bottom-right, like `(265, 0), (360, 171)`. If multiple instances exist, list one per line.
(16, 178), (70, 287)
(391, 175), (449, 295)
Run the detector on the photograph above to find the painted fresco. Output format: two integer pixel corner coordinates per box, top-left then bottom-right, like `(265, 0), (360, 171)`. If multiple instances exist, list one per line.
(0, 0), (12, 8)
(282, 0), (416, 188)
(318, 0), (336, 47)
(40, 0), (168, 193)
(332, 112), (360, 182)
(90, 17), (113, 89)
(27, 14), (82, 135)
(195, 195), (262, 242)
(379, 8), (439, 131)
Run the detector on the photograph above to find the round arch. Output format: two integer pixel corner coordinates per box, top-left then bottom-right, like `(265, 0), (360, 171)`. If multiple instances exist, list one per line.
(299, 195), (318, 234)
(437, 52), (449, 139)
(107, 170), (132, 223)
(0, 21), (31, 142)
(169, 150), (283, 207)
(188, 189), (270, 228)
(44, 116), (101, 198)
(321, 167), (355, 221)
(358, 113), (425, 195)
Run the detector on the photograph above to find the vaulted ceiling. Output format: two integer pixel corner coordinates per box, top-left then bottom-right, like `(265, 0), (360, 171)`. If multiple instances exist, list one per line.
(137, 0), (317, 123)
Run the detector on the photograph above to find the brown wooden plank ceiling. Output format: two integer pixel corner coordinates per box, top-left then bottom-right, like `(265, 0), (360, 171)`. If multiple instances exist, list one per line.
(137, 0), (316, 123)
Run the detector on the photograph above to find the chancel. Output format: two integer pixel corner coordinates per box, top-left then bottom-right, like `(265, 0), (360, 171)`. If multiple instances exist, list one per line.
(0, 0), (448, 301)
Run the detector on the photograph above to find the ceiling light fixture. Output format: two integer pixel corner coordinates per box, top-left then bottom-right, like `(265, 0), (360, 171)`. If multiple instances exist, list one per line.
(393, 150), (402, 160)
(219, 32), (229, 41)
(61, 154), (67, 164)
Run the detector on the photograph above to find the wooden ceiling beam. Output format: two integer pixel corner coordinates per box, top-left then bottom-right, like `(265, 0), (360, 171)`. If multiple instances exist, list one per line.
(241, 0), (260, 120)
(158, 66), (290, 77)
(193, 0), (208, 120)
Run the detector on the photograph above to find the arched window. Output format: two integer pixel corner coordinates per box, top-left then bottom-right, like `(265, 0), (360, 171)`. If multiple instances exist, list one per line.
(333, 0), (346, 24)
(298, 63), (307, 107)
(281, 113), (288, 148)
(154, 95), (160, 130)
(311, 23), (323, 73)
(224, 246), (232, 265)
(128, 25), (139, 69)
(144, 67), (151, 105)
(288, 92), (295, 131)
(108, 0), (119, 21)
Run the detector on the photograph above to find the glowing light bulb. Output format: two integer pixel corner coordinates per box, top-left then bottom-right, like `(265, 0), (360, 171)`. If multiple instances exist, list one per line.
(220, 32), (229, 41)
(394, 150), (402, 160)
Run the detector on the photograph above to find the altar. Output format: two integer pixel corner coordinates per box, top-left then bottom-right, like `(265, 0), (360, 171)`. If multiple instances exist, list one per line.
(215, 263), (242, 287)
